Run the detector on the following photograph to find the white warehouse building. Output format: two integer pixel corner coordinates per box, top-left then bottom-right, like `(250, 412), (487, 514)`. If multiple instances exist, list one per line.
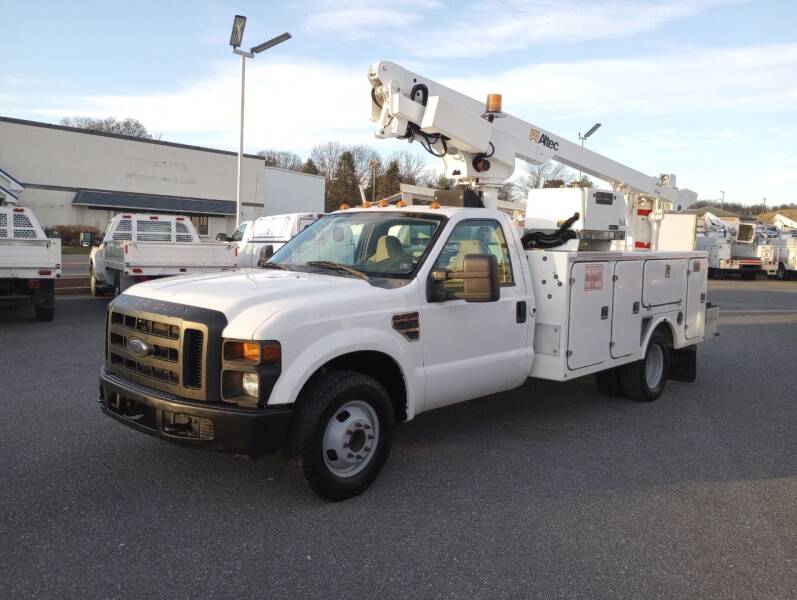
(0, 116), (324, 238)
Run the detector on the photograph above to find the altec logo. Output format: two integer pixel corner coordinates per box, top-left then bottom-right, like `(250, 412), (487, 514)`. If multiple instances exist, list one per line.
(529, 128), (559, 151)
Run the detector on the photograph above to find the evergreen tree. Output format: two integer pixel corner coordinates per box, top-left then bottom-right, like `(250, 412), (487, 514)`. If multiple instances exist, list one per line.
(326, 151), (360, 211)
(379, 159), (402, 197)
(301, 158), (320, 175)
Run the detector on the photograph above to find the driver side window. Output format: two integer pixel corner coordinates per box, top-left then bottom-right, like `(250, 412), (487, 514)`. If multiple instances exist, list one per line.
(433, 219), (514, 290)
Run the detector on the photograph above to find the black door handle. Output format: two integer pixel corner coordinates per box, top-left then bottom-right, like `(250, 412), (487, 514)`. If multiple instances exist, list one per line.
(516, 301), (527, 323)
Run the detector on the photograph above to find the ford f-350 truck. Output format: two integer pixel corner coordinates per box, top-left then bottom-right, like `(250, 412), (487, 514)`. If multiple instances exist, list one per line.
(98, 204), (718, 500)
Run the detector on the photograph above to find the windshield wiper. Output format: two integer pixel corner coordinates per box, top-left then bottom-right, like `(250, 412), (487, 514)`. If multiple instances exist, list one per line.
(305, 261), (370, 281)
(260, 262), (292, 271)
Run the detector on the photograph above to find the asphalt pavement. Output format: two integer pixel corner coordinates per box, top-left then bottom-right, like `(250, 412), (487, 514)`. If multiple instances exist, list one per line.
(1, 281), (795, 599)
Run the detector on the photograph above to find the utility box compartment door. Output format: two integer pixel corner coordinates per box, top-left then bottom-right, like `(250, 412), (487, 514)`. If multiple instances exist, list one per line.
(611, 260), (643, 358)
(568, 262), (612, 370)
(685, 258), (707, 339)
(642, 259), (688, 309)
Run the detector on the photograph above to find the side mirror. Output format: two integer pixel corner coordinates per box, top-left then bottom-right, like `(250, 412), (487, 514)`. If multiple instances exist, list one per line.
(215, 232), (230, 242)
(257, 244), (275, 267)
(427, 254), (500, 303)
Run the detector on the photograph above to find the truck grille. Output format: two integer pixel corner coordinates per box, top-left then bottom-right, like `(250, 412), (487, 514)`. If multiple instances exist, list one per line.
(107, 307), (209, 401)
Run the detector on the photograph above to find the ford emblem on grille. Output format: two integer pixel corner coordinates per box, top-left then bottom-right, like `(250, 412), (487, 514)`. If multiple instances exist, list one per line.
(127, 338), (151, 358)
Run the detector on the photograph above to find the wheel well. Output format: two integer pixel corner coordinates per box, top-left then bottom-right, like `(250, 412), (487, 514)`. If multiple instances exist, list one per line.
(308, 351), (408, 422)
(653, 322), (674, 347)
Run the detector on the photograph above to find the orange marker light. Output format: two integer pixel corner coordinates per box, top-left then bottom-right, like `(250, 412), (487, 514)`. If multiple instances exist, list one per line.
(378, 199), (388, 207)
(430, 201), (440, 209)
(339, 203), (350, 210)
(396, 200), (407, 207)
(242, 342), (261, 362)
(485, 93), (503, 114)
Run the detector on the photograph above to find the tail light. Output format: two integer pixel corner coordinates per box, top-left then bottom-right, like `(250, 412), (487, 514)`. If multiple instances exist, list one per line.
(149, 216), (159, 220)
(13, 207), (24, 213)
(132, 267), (143, 274)
(38, 270), (52, 275)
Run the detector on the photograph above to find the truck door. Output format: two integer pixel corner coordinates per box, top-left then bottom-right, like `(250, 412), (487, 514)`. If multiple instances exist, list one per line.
(610, 260), (643, 358)
(421, 218), (531, 411)
(568, 262), (612, 369)
(685, 258), (707, 340)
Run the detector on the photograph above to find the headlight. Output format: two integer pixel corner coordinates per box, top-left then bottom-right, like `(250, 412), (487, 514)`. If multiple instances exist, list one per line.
(242, 372), (259, 398)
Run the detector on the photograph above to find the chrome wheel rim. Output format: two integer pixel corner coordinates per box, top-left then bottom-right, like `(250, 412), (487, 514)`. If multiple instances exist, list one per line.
(323, 400), (379, 478)
(645, 344), (664, 389)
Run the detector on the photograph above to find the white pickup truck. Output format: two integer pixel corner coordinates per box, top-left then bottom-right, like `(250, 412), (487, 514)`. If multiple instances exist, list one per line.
(90, 214), (237, 297)
(0, 205), (61, 321)
(223, 212), (324, 268)
(98, 202), (718, 500)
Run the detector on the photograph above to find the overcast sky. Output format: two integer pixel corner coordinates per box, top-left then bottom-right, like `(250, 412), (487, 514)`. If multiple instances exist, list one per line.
(2, 0), (795, 205)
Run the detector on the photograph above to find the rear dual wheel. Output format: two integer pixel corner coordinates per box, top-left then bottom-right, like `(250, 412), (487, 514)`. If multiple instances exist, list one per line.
(595, 332), (670, 402)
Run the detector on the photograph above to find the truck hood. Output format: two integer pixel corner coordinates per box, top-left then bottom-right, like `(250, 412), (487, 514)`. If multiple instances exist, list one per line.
(122, 268), (389, 326)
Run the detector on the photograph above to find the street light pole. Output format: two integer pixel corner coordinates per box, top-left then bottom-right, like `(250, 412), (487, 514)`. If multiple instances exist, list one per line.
(577, 122), (601, 181)
(229, 15), (291, 228)
(236, 52), (247, 228)
(720, 190), (725, 214)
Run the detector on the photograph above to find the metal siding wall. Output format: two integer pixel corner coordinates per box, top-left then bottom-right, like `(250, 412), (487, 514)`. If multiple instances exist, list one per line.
(0, 120), (263, 231)
(262, 167), (325, 216)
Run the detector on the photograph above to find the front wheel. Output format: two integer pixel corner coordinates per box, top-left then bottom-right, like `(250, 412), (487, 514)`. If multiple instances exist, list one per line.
(619, 332), (670, 402)
(285, 371), (394, 501)
(90, 266), (104, 297)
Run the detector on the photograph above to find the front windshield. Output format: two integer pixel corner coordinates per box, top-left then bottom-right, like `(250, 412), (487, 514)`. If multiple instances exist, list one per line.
(269, 211), (445, 278)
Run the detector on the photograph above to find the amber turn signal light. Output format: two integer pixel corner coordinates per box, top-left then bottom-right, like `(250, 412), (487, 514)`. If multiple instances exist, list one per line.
(224, 341), (261, 363)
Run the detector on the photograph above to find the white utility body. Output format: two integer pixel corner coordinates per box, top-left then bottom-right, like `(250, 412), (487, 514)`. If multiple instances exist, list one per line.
(226, 212), (324, 268)
(98, 60), (718, 501)
(0, 204), (61, 321)
(90, 213), (237, 297)
(696, 212), (764, 279)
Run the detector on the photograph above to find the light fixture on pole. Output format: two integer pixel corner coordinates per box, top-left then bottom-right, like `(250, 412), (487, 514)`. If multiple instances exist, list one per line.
(229, 15), (291, 227)
(577, 123), (601, 180)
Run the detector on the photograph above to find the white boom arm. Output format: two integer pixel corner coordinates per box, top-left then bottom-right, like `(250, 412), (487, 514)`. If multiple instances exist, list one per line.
(700, 211), (734, 238)
(369, 61), (697, 211)
(773, 213), (797, 231)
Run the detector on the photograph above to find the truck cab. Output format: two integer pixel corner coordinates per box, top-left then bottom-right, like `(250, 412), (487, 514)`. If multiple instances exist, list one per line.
(225, 212), (324, 267)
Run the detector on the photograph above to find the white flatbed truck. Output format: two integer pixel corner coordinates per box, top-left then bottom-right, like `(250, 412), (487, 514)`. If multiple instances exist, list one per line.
(90, 213), (237, 297)
(0, 204), (61, 321)
(97, 60), (719, 500)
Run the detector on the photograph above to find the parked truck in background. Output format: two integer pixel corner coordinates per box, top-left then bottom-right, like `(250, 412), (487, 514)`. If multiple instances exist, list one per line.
(0, 204), (61, 321)
(222, 212), (324, 267)
(90, 213), (237, 297)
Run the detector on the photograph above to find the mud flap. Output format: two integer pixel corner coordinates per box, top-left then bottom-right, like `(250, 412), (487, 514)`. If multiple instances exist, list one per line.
(669, 345), (697, 383)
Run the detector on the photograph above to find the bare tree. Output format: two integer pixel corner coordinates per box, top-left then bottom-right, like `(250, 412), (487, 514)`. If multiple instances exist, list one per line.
(258, 149), (302, 171)
(390, 151), (428, 185)
(516, 161), (571, 195)
(60, 116), (154, 139)
(347, 144), (382, 184)
(309, 141), (343, 179)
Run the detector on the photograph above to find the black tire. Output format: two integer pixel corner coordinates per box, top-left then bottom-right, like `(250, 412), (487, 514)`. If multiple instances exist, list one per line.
(741, 270), (756, 280)
(34, 305), (55, 322)
(777, 263), (786, 281)
(285, 370), (394, 501)
(707, 267), (715, 280)
(595, 367), (624, 397)
(619, 332), (670, 402)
